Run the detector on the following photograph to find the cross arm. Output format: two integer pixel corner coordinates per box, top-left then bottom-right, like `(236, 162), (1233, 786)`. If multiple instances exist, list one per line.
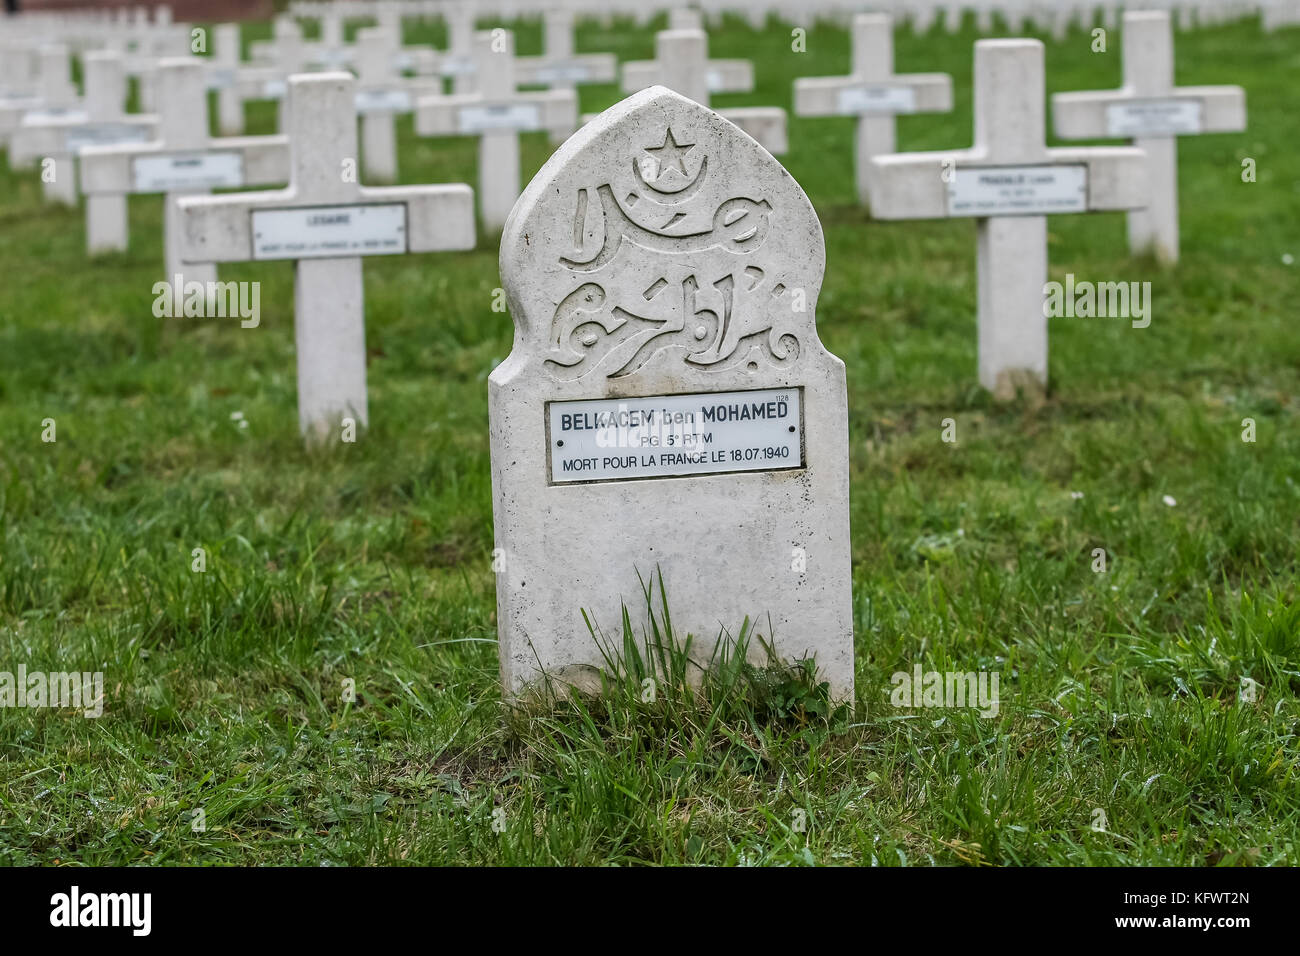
(621, 58), (752, 96)
(794, 73), (953, 117)
(79, 135), (290, 195)
(719, 107), (787, 155)
(868, 150), (967, 219)
(10, 114), (156, 165)
(178, 184), (476, 263)
(1045, 145), (1149, 209)
(513, 53), (618, 86)
(1053, 85), (1246, 138)
(867, 146), (1147, 219)
(414, 90), (577, 137)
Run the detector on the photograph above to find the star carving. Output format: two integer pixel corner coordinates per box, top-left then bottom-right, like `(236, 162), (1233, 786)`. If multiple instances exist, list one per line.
(643, 128), (696, 179)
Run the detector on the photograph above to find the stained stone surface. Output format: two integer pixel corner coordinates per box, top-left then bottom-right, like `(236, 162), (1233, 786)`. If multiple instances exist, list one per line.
(490, 86), (853, 702)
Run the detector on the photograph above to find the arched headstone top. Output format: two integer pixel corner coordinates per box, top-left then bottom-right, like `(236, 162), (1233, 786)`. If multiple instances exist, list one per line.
(498, 87), (828, 392)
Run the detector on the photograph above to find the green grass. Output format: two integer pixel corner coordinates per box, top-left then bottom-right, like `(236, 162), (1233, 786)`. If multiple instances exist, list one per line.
(1, 12), (1298, 866)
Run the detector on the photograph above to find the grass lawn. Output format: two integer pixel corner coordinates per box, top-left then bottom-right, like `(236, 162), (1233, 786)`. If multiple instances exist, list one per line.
(0, 11), (1297, 866)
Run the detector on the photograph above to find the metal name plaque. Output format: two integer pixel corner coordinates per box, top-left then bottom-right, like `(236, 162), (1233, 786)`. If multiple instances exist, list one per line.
(1105, 99), (1203, 137)
(837, 85), (917, 114)
(251, 203), (408, 260)
(458, 102), (543, 133)
(131, 152), (245, 191)
(947, 164), (1088, 216)
(66, 123), (153, 152)
(548, 388), (804, 484)
(355, 88), (413, 113)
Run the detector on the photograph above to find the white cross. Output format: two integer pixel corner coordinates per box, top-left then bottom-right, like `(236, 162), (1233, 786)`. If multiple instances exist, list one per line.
(1053, 10), (1246, 264)
(622, 23), (753, 101)
(79, 58), (291, 284)
(352, 26), (441, 183)
(868, 39), (1148, 398)
(415, 30), (576, 230)
(11, 51), (157, 249)
(795, 13), (952, 205)
(0, 45), (82, 157)
(249, 17), (311, 82)
(513, 8), (617, 92)
(177, 71), (476, 443)
(618, 29), (787, 156)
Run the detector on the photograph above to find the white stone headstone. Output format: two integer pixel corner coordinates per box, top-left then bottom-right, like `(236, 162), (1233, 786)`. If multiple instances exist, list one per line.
(868, 39), (1148, 398)
(1052, 11), (1247, 264)
(490, 85), (853, 702)
(794, 13), (953, 205)
(177, 72), (476, 443)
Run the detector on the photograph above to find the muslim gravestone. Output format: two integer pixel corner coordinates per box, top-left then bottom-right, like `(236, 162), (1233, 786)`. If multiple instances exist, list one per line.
(489, 86), (853, 702)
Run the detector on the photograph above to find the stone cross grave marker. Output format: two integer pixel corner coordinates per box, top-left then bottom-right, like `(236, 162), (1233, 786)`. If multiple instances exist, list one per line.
(794, 13), (952, 205)
(11, 51), (157, 248)
(79, 58), (290, 281)
(622, 20), (752, 101)
(620, 28), (786, 156)
(490, 85), (853, 702)
(177, 72), (476, 443)
(1052, 10), (1246, 264)
(867, 39), (1148, 398)
(513, 7), (617, 91)
(353, 26), (441, 183)
(415, 31), (576, 230)
(1, 45), (83, 161)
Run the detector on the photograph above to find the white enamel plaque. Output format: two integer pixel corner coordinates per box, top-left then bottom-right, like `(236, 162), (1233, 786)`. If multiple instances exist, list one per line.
(837, 85), (917, 115)
(441, 56), (476, 77)
(355, 88), (413, 113)
(207, 67), (237, 90)
(25, 107), (88, 124)
(131, 152), (245, 191)
(1105, 99), (1203, 137)
(262, 79), (287, 98)
(251, 203), (407, 260)
(535, 62), (590, 84)
(458, 102), (542, 133)
(548, 388), (804, 484)
(66, 123), (153, 152)
(705, 69), (726, 92)
(947, 164), (1088, 217)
